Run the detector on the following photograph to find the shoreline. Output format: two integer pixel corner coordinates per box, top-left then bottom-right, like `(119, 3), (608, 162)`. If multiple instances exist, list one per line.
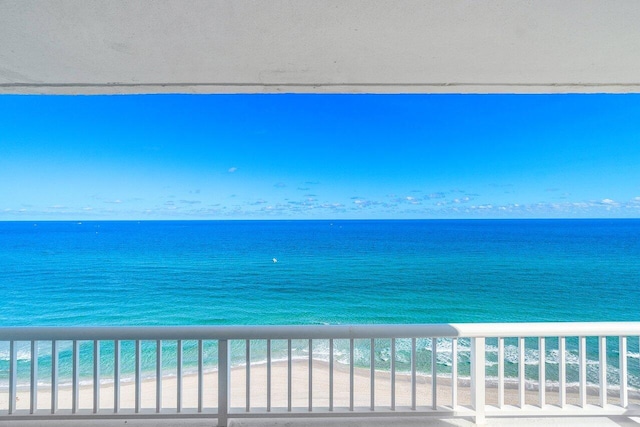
(3, 357), (637, 395)
(3, 359), (639, 412)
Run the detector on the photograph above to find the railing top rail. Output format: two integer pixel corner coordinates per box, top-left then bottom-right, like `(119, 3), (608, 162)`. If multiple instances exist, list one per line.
(0, 322), (639, 341)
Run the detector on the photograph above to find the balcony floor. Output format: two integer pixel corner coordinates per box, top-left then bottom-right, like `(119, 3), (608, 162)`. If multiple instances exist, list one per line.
(3, 417), (640, 427)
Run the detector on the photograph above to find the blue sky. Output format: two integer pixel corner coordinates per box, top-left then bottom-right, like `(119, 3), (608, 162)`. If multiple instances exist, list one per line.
(1, 94), (639, 220)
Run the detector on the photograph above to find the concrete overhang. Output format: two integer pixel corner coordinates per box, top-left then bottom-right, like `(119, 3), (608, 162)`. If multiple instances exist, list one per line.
(1, 0), (640, 95)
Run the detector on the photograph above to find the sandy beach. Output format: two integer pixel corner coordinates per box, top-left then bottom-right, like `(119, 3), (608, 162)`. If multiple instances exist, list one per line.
(3, 359), (633, 414)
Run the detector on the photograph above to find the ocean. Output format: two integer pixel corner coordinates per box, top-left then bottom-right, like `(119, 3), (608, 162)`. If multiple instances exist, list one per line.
(1, 219), (639, 390)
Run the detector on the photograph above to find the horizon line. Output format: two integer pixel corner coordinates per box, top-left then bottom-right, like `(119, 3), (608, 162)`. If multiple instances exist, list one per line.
(1, 217), (639, 223)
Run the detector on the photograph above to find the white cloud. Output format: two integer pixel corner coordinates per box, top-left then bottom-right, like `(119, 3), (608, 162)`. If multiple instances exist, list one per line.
(353, 199), (380, 208)
(393, 195), (421, 205)
(452, 197), (471, 204)
(427, 192), (446, 199)
(228, 167), (238, 173)
(600, 199), (620, 208)
(321, 203), (344, 209)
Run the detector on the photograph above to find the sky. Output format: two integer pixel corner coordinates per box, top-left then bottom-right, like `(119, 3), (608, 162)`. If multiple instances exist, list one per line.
(1, 93), (639, 220)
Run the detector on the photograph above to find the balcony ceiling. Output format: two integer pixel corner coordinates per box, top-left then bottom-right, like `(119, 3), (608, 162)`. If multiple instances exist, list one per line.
(1, 0), (639, 95)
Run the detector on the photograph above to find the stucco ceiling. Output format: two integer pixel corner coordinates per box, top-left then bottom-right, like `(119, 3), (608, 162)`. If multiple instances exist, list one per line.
(1, 0), (639, 94)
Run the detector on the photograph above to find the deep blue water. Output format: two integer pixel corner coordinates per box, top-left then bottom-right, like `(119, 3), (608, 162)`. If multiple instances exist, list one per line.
(1, 219), (639, 326)
(1, 219), (639, 388)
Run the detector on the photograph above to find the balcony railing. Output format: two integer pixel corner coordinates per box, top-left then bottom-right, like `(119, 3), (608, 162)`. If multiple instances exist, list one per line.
(1, 322), (640, 425)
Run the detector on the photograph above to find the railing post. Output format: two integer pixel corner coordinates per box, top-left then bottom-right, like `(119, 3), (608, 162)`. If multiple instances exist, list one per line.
(620, 336), (628, 408)
(114, 340), (120, 413)
(539, 336), (546, 408)
(72, 340), (79, 414)
(598, 336), (607, 407)
(135, 340), (141, 413)
(471, 337), (486, 425)
(93, 340), (100, 414)
(30, 340), (38, 414)
(51, 340), (58, 414)
(218, 339), (230, 427)
(8, 341), (16, 415)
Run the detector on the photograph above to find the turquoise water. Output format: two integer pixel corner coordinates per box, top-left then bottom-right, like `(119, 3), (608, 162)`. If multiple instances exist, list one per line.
(1, 219), (639, 388)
